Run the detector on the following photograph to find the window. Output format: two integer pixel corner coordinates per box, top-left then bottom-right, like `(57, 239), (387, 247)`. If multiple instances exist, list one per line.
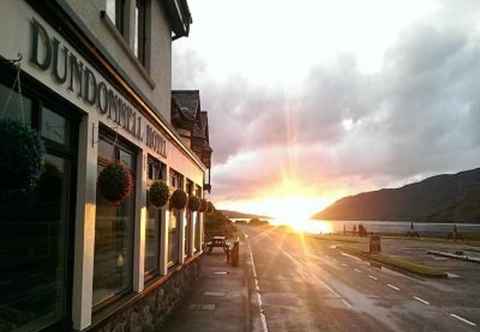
(106, 0), (126, 35)
(133, 0), (147, 65)
(0, 78), (77, 332)
(194, 185), (202, 252)
(93, 132), (136, 307)
(145, 156), (166, 280)
(185, 179), (194, 256)
(168, 169), (183, 265)
(41, 107), (69, 145)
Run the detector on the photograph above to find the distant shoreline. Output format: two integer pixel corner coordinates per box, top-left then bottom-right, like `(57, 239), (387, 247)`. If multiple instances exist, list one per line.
(311, 218), (480, 224)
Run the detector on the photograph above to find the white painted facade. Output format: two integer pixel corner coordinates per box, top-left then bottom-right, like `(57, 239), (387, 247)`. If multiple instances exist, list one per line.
(0, 1), (205, 331)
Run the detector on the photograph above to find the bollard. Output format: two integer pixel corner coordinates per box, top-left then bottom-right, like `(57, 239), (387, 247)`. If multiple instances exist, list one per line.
(231, 241), (240, 267)
(369, 235), (381, 254)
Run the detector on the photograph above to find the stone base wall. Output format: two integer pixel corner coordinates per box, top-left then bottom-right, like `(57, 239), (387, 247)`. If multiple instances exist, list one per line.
(90, 259), (201, 332)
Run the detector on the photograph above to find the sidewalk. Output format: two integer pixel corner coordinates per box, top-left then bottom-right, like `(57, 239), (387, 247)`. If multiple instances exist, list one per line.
(161, 244), (250, 332)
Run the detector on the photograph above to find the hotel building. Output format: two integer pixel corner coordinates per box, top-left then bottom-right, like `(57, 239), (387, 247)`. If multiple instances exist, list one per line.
(0, 0), (212, 331)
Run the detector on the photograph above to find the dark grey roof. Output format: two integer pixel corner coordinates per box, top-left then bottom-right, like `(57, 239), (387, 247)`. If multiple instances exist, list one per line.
(172, 90), (200, 119)
(192, 111), (208, 140)
(162, 0), (192, 39)
(171, 90), (201, 130)
(171, 91), (213, 164)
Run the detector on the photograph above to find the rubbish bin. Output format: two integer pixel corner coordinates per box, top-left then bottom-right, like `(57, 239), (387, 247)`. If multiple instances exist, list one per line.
(231, 240), (240, 267)
(369, 235), (381, 254)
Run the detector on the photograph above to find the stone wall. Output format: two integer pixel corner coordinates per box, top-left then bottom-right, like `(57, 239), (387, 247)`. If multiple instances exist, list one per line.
(90, 259), (201, 332)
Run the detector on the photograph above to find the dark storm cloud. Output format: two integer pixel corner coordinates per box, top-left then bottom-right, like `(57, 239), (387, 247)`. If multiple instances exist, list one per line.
(173, 1), (480, 201)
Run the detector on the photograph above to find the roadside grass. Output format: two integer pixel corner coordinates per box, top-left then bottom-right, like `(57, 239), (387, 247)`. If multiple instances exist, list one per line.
(310, 234), (362, 243)
(369, 254), (447, 278)
(339, 246), (448, 278)
(382, 235), (480, 248)
(274, 228), (364, 243)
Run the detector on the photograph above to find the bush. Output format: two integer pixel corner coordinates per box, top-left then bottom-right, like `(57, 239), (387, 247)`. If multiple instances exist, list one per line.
(205, 210), (236, 239)
(249, 218), (269, 226)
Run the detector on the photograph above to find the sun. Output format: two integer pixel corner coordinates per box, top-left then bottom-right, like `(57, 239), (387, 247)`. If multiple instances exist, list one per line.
(217, 178), (338, 234)
(253, 181), (331, 230)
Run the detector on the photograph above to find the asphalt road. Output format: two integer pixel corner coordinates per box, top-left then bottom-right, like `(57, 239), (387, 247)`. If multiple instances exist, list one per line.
(241, 226), (480, 332)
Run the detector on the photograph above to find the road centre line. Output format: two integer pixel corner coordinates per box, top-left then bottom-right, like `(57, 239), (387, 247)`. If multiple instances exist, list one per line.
(413, 296), (430, 305)
(450, 313), (477, 327)
(369, 275), (378, 281)
(387, 284), (400, 291)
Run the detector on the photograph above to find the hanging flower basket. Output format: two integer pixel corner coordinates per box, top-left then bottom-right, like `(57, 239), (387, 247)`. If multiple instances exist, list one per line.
(149, 180), (170, 208)
(188, 195), (200, 211)
(0, 119), (44, 193)
(98, 162), (133, 204)
(198, 198), (208, 212)
(170, 189), (187, 210)
(207, 201), (215, 213)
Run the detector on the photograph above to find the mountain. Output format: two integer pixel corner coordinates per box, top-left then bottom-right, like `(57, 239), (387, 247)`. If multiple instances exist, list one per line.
(219, 210), (271, 220)
(313, 168), (480, 222)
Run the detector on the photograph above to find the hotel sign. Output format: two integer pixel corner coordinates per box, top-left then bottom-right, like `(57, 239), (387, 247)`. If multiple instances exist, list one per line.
(30, 19), (166, 157)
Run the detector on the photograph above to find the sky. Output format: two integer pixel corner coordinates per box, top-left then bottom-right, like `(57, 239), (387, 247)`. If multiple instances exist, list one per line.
(172, 0), (480, 218)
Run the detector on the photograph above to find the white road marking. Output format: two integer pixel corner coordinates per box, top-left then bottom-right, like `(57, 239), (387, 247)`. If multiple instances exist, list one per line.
(413, 296), (430, 305)
(341, 263), (348, 267)
(354, 268), (362, 273)
(387, 284), (400, 291)
(341, 252), (363, 262)
(450, 314), (477, 327)
(447, 272), (461, 279)
(204, 291), (226, 297)
(245, 234), (270, 332)
(342, 299), (353, 309)
(264, 232), (353, 310)
(369, 275), (378, 281)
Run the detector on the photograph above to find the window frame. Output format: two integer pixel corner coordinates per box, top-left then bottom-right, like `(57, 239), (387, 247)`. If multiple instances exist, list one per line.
(134, 0), (147, 65)
(144, 155), (166, 281)
(106, 0), (127, 37)
(92, 127), (137, 311)
(184, 179), (194, 256)
(194, 185), (202, 253)
(167, 168), (183, 267)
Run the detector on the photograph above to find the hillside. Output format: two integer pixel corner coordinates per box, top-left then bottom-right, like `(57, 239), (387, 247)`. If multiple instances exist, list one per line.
(313, 168), (480, 222)
(219, 210), (271, 220)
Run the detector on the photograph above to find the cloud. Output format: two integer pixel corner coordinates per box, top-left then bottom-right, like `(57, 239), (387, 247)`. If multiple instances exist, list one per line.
(172, 1), (480, 204)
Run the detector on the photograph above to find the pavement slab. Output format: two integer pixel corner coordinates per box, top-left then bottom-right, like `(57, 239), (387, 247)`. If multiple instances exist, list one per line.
(161, 249), (249, 332)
